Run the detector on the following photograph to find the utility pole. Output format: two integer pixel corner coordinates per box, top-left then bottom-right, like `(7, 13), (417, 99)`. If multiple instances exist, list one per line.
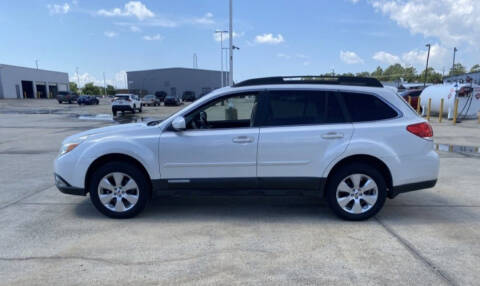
(451, 47), (458, 75)
(193, 53), (198, 68)
(215, 30), (228, 87)
(103, 72), (107, 97)
(35, 60), (38, 70)
(228, 0), (233, 85)
(424, 44), (431, 87)
(75, 67), (80, 86)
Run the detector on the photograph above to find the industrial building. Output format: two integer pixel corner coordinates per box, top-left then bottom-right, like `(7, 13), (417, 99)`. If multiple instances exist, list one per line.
(444, 71), (480, 84)
(0, 64), (69, 99)
(127, 67), (228, 98)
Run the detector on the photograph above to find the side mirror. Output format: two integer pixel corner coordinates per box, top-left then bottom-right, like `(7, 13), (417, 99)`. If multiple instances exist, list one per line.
(171, 116), (186, 131)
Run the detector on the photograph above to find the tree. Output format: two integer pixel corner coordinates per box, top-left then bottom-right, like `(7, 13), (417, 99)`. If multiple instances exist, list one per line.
(371, 66), (383, 79)
(470, 64), (480, 73)
(383, 64), (405, 81)
(82, 82), (101, 95)
(419, 67), (443, 83)
(106, 85), (116, 96)
(403, 66), (417, 82)
(449, 63), (466, 76)
(356, 71), (370, 77)
(69, 82), (79, 94)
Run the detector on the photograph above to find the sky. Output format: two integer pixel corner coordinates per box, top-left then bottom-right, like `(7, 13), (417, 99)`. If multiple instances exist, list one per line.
(1, 0), (480, 88)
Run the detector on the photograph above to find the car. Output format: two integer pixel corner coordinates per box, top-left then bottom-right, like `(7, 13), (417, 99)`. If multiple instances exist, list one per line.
(164, 94), (183, 106)
(182, 91), (196, 102)
(77, 95), (99, 105)
(155, 91), (167, 102)
(142, 95), (160, 106)
(57, 91), (79, 104)
(112, 94), (142, 116)
(54, 76), (439, 220)
(399, 89), (422, 110)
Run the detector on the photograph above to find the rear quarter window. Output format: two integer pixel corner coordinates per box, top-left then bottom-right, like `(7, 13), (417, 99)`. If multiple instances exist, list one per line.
(342, 92), (398, 122)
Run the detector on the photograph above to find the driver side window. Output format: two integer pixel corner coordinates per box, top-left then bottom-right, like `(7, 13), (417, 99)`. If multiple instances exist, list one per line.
(185, 93), (258, 130)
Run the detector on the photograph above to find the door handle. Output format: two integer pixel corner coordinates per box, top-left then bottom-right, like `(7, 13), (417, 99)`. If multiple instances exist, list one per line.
(232, 136), (254, 143)
(322, 132), (344, 139)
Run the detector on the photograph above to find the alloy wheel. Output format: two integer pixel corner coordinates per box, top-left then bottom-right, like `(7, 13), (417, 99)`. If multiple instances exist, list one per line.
(97, 172), (139, 212)
(336, 174), (378, 214)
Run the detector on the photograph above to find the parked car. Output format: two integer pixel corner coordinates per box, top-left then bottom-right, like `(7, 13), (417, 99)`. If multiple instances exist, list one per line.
(399, 89), (422, 110)
(164, 94), (182, 106)
(57, 91), (79, 104)
(54, 76), (439, 220)
(155, 91), (167, 102)
(77, 95), (99, 105)
(142, 95), (160, 106)
(111, 94), (142, 116)
(182, 91), (196, 102)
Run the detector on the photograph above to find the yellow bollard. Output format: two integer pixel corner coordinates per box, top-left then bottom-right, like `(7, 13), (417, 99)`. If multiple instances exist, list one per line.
(439, 98), (444, 123)
(408, 96), (412, 105)
(453, 98), (459, 125)
(416, 96), (421, 114)
(427, 98), (431, 121)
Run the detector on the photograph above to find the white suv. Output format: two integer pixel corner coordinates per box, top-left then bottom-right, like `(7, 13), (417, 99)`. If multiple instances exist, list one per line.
(112, 94), (142, 116)
(54, 76), (439, 220)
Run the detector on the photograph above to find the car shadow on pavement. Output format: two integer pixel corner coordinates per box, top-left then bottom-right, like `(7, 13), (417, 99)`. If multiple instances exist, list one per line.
(72, 190), (480, 224)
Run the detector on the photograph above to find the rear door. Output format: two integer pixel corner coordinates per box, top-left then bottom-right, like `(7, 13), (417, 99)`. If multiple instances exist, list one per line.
(256, 89), (353, 187)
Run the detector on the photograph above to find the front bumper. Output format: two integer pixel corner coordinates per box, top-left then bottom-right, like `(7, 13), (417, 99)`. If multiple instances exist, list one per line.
(55, 174), (86, 196)
(388, 179), (437, 199)
(112, 105), (134, 111)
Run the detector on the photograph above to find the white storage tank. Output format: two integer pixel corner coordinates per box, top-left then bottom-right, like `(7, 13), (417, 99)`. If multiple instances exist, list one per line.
(419, 83), (480, 119)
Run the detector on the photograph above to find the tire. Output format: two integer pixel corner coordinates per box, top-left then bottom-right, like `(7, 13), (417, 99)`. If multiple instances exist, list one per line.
(132, 105), (136, 114)
(58, 101), (62, 104)
(139, 106), (142, 113)
(89, 161), (150, 218)
(112, 110), (117, 116)
(68, 100), (72, 104)
(326, 163), (387, 221)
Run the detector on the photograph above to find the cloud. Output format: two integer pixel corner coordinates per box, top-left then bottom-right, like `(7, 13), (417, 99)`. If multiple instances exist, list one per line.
(254, 33), (285, 44)
(104, 31), (118, 38)
(193, 12), (215, 25)
(277, 53), (291, 60)
(130, 25), (141, 32)
(143, 34), (162, 41)
(370, 0), (480, 48)
(98, 1), (154, 21)
(47, 3), (70, 14)
(340, 50), (364, 64)
(71, 71), (128, 88)
(373, 51), (401, 65)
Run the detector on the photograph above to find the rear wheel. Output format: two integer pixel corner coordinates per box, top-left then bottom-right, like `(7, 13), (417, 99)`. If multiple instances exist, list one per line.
(89, 161), (150, 218)
(326, 163), (386, 221)
(112, 110), (117, 116)
(132, 105), (136, 113)
(139, 106), (142, 113)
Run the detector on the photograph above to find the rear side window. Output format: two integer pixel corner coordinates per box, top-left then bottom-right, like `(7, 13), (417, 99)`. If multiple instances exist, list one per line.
(342, 92), (398, 122)
(263, 90), (347, 126)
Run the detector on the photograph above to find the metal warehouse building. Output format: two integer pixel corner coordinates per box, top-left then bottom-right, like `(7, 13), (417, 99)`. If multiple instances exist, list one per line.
(127, 67), (227, 97)
(444, 71), (480, 85)
(0, 64), (69, 99)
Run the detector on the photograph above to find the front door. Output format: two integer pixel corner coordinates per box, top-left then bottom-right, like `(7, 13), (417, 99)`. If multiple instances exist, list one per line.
(159, 92), (260, 187)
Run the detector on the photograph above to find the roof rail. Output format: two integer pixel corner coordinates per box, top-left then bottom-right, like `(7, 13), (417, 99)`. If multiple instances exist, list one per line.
(233, 76), (383, 88)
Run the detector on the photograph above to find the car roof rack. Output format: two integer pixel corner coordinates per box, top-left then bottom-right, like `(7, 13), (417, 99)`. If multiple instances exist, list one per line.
(233, 76), (383, 88)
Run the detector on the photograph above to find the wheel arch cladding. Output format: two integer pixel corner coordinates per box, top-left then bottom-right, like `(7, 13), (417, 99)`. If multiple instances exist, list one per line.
(85, 153), (152, 194)
(326, 154), (393, 192)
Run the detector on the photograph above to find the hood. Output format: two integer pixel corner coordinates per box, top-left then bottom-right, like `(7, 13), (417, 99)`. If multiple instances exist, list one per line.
(63, 122), (148, 144)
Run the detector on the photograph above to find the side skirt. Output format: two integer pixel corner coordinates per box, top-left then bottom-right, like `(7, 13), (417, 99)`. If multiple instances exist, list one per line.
(152, 177), (326, 197)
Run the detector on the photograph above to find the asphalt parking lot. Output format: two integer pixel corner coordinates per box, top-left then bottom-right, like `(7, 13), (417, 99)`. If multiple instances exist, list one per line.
(1, 99), (480, 285)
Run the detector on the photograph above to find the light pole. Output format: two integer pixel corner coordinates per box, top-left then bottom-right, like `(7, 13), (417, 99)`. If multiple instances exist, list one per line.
(229, 0), (233, 85)
(75, 67), (80, 87)
(424, 44), (431, 87)
(451, 47), (458, 75)
(103, 72), (107, 97)
(215, 30), (228, 87)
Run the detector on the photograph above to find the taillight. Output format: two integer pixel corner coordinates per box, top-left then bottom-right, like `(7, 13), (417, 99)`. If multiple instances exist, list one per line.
(407, 122), (433, 139)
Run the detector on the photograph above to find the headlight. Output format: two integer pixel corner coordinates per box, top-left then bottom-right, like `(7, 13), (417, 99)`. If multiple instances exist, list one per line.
(59, 142), (81, 156)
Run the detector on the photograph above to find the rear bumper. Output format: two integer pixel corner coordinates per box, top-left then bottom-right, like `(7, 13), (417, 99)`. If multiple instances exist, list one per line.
(112, 105), (133, 111)
(55, 174), (86, 196)
(388, 179), (437, 199)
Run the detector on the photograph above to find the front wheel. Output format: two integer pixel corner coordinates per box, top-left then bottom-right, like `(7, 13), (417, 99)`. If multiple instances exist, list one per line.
(139, 106), (142, 113)
(132, 105), (136, 113)
(326, 163), (386, 221)
(89, 161), (150, 218)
